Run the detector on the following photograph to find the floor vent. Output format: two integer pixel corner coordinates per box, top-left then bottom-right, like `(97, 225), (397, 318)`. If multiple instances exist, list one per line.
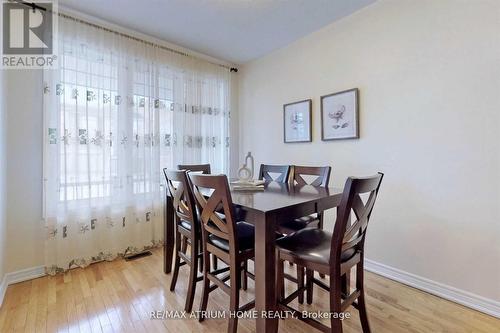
(124, 250), (153, 261)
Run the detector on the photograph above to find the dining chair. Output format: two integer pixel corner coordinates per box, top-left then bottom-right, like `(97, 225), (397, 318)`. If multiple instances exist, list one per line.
(280, 165), (332, 234)
(177, 163), (221, 270)
(276, 173), (384, 333)
(279, 165), (332, 302)
(258, 164), (290, 183)
(163, 169), (202, 312)
(177, 163), (211, 174)
(189, 173), (255, 333)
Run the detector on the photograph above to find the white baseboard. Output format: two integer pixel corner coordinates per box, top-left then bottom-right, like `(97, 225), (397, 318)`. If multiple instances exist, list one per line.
(364, 259), (500, 319)
(0, 266), (45, 308)
(6, 265), (46, 285)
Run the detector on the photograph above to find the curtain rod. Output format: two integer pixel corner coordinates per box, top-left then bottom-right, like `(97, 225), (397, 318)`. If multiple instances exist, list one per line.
(11, 0), (239, 72)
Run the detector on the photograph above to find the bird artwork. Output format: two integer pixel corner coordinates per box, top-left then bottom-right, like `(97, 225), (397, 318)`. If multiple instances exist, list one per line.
(329, 104), (349, 129)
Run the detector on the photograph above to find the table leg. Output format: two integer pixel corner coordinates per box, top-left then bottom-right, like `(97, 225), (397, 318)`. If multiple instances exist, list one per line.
(164, 194), (174, 274)
(254, 212), (278, 333)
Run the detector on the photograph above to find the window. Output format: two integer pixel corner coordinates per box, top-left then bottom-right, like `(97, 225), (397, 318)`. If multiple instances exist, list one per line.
(57, 48), (177, 201)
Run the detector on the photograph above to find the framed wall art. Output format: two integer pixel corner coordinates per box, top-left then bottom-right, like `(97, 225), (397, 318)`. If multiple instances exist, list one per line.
(283, 99), (312, 143)
(321, 88), (359, 140)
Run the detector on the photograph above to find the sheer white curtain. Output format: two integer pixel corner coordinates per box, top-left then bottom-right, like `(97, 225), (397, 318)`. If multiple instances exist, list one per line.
(43, 16), (231, 274)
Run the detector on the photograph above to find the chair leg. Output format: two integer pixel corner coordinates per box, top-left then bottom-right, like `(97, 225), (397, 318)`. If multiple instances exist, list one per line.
(276, 257), (285, 301)
(198, 250), (211, 322)
(228, 265), (240, 333)
(241, 260), (248, 291)
(181, 235), (188, 253)
(170, 231), (181, 291)
(330, 273), (344, 333)
(306, 269), (313, 304)
(212, 254), (218, 270)
(184, 238), (198, 312)
(357, 262), (371, 333)
(341, 270), (350, 296)
(198, 238), (204, 273)
(297, 265), (305, 304)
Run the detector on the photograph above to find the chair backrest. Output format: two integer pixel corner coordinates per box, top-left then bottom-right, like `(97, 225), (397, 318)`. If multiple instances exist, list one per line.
(177, 163), (211, 174)
(258, 164), (290, 183)
(163, 169), (198, 232)
(291, 165), (331, 187)
(331, 173), (384, 263)
(188, 174), (239, 254)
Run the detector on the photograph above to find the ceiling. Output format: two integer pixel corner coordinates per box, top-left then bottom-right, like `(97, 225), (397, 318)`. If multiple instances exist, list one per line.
(59, 0), (376, 64)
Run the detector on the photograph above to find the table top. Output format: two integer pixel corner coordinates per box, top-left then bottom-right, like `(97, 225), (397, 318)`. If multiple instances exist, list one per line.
(229, 181), (343, 213)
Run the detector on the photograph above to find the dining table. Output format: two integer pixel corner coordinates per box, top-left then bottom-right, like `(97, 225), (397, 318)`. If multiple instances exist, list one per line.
(164, 180), (344, 333)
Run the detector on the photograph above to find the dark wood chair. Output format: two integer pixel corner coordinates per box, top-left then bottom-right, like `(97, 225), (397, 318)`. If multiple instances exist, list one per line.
(177, 163), (220, 270)
(177, 163), (211, 174)
(258, 164), (290, 183)
(290, 165), (331, 187)
(280, 165), (332, 234)
(189, 174), (255, 333)
(276, 173), (384, 333)
(279, 165), (332, 302)
(163, 169), (203, 312)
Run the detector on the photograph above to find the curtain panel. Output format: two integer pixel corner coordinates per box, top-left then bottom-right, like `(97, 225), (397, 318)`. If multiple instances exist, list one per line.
(43, 16), (231, 274)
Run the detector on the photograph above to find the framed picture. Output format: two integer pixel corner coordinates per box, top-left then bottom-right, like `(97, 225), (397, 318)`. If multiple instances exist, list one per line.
(321, 88), (359, 140)
(283, 99), (312, 143)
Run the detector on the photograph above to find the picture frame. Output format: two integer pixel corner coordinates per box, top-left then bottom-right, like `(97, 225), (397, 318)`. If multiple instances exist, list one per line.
(321, 88), (359, 141)
(283, 99), (312, 143)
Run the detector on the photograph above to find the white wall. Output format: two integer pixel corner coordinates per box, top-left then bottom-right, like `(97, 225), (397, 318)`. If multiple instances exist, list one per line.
(4, 70), (45, 273)
(239, 0), (500, 301)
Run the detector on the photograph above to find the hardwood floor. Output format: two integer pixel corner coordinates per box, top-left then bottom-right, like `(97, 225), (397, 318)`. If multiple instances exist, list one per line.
(0, 248), (498, 333)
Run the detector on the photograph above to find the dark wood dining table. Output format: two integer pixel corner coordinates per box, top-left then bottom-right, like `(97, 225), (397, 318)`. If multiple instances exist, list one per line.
(164, 180), (343, 332)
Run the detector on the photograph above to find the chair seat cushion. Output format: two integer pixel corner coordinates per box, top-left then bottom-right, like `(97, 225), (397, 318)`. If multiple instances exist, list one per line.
(209, 221), (255, 252)
(276, 229), (356, 266)
(279, 213), (319, 233)
(179, 220), (192, 231)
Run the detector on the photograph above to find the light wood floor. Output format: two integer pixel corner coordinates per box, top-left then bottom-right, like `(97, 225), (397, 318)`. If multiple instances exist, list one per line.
(0, 248), (498, 333)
